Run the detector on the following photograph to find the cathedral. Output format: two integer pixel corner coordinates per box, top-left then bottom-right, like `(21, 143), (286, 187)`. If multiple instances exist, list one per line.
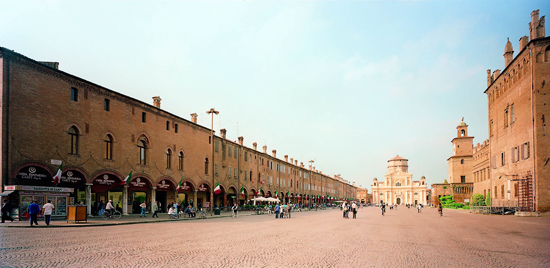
(371, 155), (428, 205)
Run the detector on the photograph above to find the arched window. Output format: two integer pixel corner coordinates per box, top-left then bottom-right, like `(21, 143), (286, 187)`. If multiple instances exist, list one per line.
(178, 151), (184, 170)
(249, 171), (252, 182)
(461, 129), (465, 136)
(104, 134), (113, 160)
(461, 159), (464, 164)
(204, 158), (209, 174)
(396, 182), (401, 187)
(138, 136), (148, 165)
(68, 126), (79, 155)
(166, 149), (172, 169)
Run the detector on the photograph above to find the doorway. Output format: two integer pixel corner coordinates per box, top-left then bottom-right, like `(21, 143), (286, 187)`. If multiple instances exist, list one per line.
(156, 191), (167, 213)
(396, 198), (401, 205)
(132, 192), (147, 214)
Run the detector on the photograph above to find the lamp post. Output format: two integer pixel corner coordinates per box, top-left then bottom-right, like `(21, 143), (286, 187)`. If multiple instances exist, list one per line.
(207, 108), (219, 216)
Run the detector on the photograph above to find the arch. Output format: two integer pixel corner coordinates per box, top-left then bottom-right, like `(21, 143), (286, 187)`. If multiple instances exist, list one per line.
(104, 134), (114, 160)
(64, 122), (83, 133)
(58, 166), (89, 188)
(197, 181), (212, 192)
(91, 170), (124, 193)
(90, 169), (123, 184)
(68, 125), (79, 155)
(156, 177), (178, 191)
(101, 131), (117, 143)
(250, 188), (257, 195)
(135, 132), (152, 147)
(166, 148), (172, 169)
(227, 186), (237, 194)
(11, 162), (55, 186)
(396, 182), (401, 187)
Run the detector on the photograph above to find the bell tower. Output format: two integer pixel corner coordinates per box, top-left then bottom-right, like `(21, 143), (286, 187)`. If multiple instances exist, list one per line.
(447, 118), (474, 184)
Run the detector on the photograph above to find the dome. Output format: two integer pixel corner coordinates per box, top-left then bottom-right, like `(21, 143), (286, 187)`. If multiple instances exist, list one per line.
(389, 155), (407, 161)
(504, 38), (513, 53)
(373, 178), (378, 181)
(421, 176), (426, 180)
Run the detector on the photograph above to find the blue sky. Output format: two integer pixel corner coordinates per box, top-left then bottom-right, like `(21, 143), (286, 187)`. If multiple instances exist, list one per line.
(1, 1), (546, 191)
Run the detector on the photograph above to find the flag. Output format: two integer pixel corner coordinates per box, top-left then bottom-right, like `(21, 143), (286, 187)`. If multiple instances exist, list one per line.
(240, 186), (245, 197)
(256, 188), (261, 196)
(176, 178), (183, 193)
(260, 179), (265, 185)
(52, 163), (63, 185)
(286, 191), (289, 197)
(121, 171), (133, 185)
(275, 191), (278, 198)
(214, 183), (221, 194)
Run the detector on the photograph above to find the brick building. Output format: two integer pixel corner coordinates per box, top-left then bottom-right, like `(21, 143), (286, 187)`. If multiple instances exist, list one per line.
(484, 10), (549, 212)
(356, 187), (372, 204)
(0, 47), (357, 217)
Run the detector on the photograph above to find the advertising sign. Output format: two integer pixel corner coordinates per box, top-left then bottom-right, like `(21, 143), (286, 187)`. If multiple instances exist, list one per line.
(15, 166), (53, 186)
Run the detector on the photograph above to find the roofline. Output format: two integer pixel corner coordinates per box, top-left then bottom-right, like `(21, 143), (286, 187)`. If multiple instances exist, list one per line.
(484, 36), (550, 93)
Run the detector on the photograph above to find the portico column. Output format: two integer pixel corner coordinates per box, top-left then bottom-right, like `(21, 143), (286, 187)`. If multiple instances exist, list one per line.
(123, 185), (129, 215)
(151, 187), (157, 205)
(85, 183), (92, 215)
(193, 190), (198, 210)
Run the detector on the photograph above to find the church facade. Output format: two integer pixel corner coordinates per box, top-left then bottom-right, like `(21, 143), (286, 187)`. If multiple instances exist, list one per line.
(371, 155), (427, 206)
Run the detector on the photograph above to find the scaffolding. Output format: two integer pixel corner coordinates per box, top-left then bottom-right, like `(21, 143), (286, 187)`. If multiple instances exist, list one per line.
(515, 173), (534, 212)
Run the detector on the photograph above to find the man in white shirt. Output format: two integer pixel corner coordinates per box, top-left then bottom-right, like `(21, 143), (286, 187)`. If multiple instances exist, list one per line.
(105, 200), (115, 217)
(42, 200), (55, 225)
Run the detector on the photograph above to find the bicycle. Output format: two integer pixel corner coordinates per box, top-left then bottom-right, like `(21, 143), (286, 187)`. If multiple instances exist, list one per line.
(197, 209), (206, 219)
(439, 208), (443, 217)
(102, 210), (121, 220)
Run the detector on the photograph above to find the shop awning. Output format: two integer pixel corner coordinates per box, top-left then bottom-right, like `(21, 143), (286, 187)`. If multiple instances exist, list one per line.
(0, 190), (14, 196)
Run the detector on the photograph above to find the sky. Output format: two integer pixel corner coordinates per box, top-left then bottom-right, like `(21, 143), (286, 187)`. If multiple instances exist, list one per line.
(1, 1), (546, 191)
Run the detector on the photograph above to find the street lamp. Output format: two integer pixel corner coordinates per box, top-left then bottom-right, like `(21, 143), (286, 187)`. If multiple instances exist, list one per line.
(207, 108), (219, 216)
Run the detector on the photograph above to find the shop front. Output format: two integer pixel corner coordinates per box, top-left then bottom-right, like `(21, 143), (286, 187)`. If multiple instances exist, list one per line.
(196, 183), (210, 210)
(91, 173), (123, 214)
(4, 185), (72, 220)
(128, 177), (151, 214)
(226, 186), (236, 207)
(175, 180), (194, 210)
(155, 178), (176, 213)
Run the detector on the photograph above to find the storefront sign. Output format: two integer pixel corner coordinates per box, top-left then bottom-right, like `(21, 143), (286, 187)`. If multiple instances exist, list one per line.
(156, 180), (174, 191)
(198, 183), (209, 192)
(20, 186), (73, 192)
(16, 166), (53, 186)
(129, 177), (150, 191)
(94, 174), (118, 186)
(4, 186), (16, 190)
(180, 181), (191, 191)
(58, 170), (86, 188)
(92, 174), (122, 193)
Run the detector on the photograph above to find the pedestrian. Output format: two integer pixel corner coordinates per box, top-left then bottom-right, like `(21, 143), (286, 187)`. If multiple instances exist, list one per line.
(287, 204), (292, 218)
(1, 199), (14, 223)
(274, 204), (280, 219)
(98, 200), (104, 216)
(417, 204), (422, 213)
(28, 200), (40, 226)
(152, 201), (159, 218)
(42, 200), (55, 225)
(140, 201), (147, 217)
(342, 202), (347, 218)
(352, 202), (357, 219)
(158, 201), (162, 213)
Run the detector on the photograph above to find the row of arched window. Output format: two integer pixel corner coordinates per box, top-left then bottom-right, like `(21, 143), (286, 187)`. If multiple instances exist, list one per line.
(68, 126), (184, 170)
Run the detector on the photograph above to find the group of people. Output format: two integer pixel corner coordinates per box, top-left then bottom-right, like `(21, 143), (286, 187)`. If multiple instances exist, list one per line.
(1, 199), (55, 226)
(274, 204), (292, 219)
(341, 201), (358, 219)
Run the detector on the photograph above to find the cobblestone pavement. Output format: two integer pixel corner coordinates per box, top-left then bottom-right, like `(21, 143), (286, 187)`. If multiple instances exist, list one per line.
(1, 207), (549, 267)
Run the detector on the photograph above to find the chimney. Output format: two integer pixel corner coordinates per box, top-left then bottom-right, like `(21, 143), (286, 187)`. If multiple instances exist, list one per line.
(220, 129), (227, 139)
(152, 96), (162, 108)
(300, 162), (304, 168)
(284, 155), (288, 162)
(309, 165), (312, 171)
(238, 136), (243, 145)
(190, 113), (198, 123)
(295, 160), (298, 165)
(263, 145), (267, 154)
(519, 36), (529, 51)
(253, 142), (257, 151)
(290, 158), (294, 164)
(272, 150), (277, 158)
(487, 69), (493, 87)
(529, 9), (545, 40)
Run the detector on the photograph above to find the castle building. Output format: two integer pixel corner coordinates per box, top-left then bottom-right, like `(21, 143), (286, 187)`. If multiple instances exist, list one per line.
(371, 155), (427, 206)
(0, 47), (357, 218)
(483, 9), (549, 212)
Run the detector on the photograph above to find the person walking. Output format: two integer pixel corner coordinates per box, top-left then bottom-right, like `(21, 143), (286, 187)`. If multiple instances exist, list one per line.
(342, 202), (347, 218)
(274, 204), (280, 219)
(98, 200), (104, 216)
(140, 201), (147, 217)
(152, 201), (159, 218)
(28, 200), (40, 226)
(287, 204), (292, 218)
(352, 202), (358, 219)
(417, 204), (422, 213)
(232, 203), (238, 218)
(42, 200), (55, 225)
(1, 199), (14, 223)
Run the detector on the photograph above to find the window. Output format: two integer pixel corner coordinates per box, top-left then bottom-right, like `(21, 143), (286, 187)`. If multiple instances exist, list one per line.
(104, 134), (113, 160)
(244, 152), (248, 162)
(461, 176), (465, 183)
(175, 124), (178, 133)
(501, 185), (505, 199)
(138, 136), (148, 165)
(514, 183), (518, 197)
(234, 168), (237, 179)
(461, 129), (465, 136)
(250, 171), (252, 182)
(228, 167), (232, 178)
(166, 149), (172, 169)
(244, 170), (248, 181)
(461, 159), (464, 164)
(511, 104), (515, 123)
(209, 136), (211, 144)
(492, 156), (497, 169)
(215, 164), (219, 176)
(494, 186), (498, 198)
(205, 158), (209, 174)
(142, 112), (146, 123)
(178, 151), (184, 170)
(504, 109), (509, 127)
(228, 145), (232, 157)
(104, 99), (110, 111)
(396, 182), (401, 186)
(70, 87), (78, 102)
(522, 142), (530, 159)
(501, 152), (506, 166)
(166, 121), (170, 131)
(68, 126), (79, 155)
(215, 141), (219, 153)
(234, 147), (237, 158)
(512, 146), (519, 163)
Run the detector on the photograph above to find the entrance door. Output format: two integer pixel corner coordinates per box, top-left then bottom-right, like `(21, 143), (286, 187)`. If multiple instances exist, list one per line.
(156, 191), (167, 213)
(415, 200), (418, 205)
(132, 192), (147, 214)
(396, 198), (401, 205)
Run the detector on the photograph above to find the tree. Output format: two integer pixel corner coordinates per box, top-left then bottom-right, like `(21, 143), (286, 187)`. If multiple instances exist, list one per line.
(471, 193), (485, 206)
(485, 192), (491, 206)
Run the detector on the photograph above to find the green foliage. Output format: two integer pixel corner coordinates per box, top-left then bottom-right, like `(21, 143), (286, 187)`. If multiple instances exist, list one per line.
(462, 206), (470, 209)
(485, 192), (491, 206)
(471, 194), (485, 206)
(443, 186), (447, 189)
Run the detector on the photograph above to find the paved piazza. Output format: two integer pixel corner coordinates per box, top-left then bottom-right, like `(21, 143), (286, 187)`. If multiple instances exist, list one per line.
(1, 207), (549, 267)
